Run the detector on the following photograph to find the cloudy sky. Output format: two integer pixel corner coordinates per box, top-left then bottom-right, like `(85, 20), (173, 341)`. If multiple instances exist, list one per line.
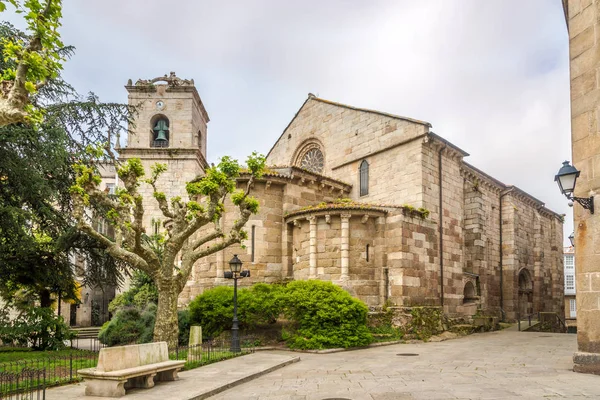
(6, 0), (574, 242)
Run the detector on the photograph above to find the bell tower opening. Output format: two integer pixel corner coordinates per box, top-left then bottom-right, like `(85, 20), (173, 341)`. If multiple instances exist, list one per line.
(151, 115), (170, 148)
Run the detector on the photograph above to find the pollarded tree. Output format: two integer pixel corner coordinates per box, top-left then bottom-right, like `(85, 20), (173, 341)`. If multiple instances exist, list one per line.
(70, 153), (265, 349)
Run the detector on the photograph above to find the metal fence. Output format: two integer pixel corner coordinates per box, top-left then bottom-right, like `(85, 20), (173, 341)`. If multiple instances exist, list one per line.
(0, 352), (98, 399)
(0, 368), (45, 400)
(170, 337), (256, 369)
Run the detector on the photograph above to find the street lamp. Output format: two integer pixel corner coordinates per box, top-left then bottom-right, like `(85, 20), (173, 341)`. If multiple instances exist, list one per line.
(569, 232), (575, 247)
(224, 254), (250, 352)
(555, 161), (594, 214)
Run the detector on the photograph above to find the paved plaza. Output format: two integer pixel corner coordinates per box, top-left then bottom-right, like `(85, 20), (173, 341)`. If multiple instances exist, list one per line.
(210, 330), (600, 400)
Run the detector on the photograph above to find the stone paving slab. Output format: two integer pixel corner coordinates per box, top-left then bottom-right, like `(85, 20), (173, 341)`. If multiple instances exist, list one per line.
(209, 330), (600, 399)
(45, 352), (300, 400)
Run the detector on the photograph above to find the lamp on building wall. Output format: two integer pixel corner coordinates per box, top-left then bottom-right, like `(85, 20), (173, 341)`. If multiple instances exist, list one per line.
(84, 292), (89, 304)
(555, 161), (594, 214)
(224, 255), (250, 352)
(569, 232), (575, 247)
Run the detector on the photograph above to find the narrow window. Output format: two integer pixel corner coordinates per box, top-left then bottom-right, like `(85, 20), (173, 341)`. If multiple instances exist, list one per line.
(251, 225), (256, 262)
(366, 244), (370, 262)
(359, 160), (369, 196)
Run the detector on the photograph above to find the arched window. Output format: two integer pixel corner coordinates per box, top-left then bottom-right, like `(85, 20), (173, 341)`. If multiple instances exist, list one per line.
(151, 115), (170, 148)
(359, 160), (369, 196)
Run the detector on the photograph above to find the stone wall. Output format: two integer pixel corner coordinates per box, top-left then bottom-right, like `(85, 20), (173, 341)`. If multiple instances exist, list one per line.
(332, 137), (424, 205)
(461, 166), (503, 317)
(564, 0), (600, 373)
(385, 211), (439, 307)
(287, 210), (384, 306)
(420, 140), (467, 314)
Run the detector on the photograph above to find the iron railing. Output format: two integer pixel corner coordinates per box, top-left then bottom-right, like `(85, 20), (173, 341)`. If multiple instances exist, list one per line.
(0, 351), (98, 397)
(169, 337), (256, 369)
(0, 368), (45, 400)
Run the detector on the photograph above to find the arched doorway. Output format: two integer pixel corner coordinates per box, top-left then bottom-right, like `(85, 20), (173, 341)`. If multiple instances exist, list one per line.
(518, 268), (533, 317)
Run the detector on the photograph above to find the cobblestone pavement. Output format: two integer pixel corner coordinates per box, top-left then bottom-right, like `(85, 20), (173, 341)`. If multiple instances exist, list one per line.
(209, 330), (600, 400)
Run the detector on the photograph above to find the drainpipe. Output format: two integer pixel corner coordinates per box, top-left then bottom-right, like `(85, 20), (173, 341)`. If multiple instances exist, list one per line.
(499, 187), (514, 322)
(438, 141), (447, 308)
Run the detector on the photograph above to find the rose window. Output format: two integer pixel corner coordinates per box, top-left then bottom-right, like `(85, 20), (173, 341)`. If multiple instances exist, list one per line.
(300, 148), (324, 173)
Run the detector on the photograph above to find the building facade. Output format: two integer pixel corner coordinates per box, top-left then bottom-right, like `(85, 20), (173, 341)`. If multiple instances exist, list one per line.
(111, 74), (564, 321)
(564, 246), (577, 321)
(563, 0), (600, 374)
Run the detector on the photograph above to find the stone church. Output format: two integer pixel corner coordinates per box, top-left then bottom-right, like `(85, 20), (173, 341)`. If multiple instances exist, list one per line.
(100, 73), (564, 321)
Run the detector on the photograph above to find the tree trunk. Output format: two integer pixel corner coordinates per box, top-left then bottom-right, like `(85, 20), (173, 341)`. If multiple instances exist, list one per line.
(153, 284), (180, 350)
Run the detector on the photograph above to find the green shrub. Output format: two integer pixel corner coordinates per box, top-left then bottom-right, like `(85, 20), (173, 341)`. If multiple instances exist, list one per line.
(281, 280), (372, 349)
(0, 307), (74, 350)
(99, 304), (156, 346)
(189, 286), (236, 339)
(178, 309), (191, 346)
(188, 283), (283, 338)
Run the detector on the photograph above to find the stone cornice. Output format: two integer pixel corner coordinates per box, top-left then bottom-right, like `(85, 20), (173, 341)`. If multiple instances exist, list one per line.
(285, 207), (387, 224)
(238, 171), (351, 197)
(239, 166), (352, 194)
(460, 162), (505, 194)
(118, 147), (209, 169)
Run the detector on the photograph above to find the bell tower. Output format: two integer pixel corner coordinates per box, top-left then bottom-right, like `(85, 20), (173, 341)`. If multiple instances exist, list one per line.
(118, 72), (210, 227)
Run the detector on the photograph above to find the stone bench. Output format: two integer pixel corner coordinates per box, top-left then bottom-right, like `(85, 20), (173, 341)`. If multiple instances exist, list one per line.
(78, 342), (185, 397)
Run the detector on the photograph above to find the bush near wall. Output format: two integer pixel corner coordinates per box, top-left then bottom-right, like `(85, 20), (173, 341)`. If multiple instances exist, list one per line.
(188, 283), (283, 339)
(281, 280), (372, 349)
(189, 281), (373, 350)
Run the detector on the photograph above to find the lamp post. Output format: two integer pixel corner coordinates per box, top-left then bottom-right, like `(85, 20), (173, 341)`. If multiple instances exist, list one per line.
(569, 232), (575, 248)
(224, 255), (250, 353)
(555, 161), (594, 214)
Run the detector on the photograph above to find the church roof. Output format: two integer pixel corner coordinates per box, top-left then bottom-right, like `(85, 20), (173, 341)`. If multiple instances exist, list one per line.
(308, 94), (432, 127)
(266, 94), (432, 159)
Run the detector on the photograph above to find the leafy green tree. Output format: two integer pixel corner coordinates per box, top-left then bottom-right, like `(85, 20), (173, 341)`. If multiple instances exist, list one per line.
(0, 16), (130, 308)
(71, 154), (266, 349)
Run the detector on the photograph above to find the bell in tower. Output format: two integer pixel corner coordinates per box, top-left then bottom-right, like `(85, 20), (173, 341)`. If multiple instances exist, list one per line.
(152, 118), (169, 147)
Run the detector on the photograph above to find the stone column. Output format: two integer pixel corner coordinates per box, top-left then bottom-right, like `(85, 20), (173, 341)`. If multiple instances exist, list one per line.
(566, 0), (600, 375)
(308, 216), (317, 279)
(340, 214), (351, 280)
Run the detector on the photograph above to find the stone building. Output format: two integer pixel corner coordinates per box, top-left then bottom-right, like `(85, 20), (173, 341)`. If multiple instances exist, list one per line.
(112, 73), (564, 321)
(563, 0), (600, 374)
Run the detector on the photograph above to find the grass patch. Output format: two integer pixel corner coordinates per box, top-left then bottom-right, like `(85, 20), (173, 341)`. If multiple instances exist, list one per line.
(169, 345), (253, 370)
(0, 348), (95, 363)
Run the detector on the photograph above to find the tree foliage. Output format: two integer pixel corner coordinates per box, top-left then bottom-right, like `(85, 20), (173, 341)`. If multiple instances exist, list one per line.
(0, 0), (65, 126)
